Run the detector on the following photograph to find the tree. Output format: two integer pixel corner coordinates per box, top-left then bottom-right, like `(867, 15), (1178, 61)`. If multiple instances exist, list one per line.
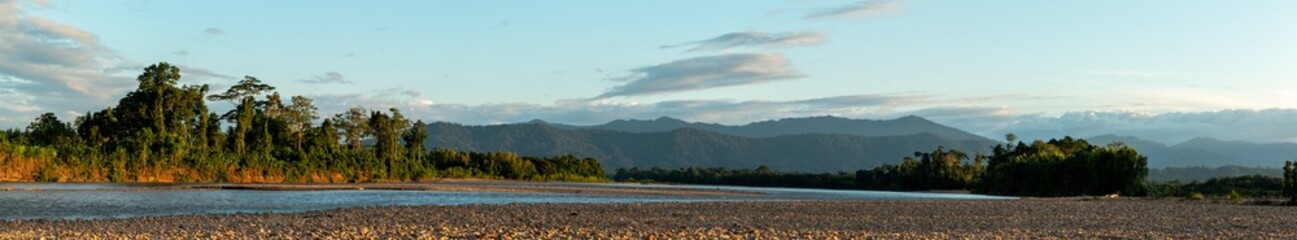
(333, 107), (370, 151)
(229, 96), (256, 154)
(112, 62), (208, 155)
(207, 76), (276, 120)
(1285, 161), (1296, 203)
(368, 108), (411, 178)
(284, 95), (318, 151)
(403, 120), (429, 162)
(26, 113), (75, 145)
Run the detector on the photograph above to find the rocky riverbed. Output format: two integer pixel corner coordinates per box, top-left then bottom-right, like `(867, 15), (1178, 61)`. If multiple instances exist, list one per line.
(2, 198), (1294, 239)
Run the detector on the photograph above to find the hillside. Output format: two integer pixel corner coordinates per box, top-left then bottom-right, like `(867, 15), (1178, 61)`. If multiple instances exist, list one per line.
(1089, 135), (1297, 168)
(425, 121), (999, 172)
(556, 115), (990, 141)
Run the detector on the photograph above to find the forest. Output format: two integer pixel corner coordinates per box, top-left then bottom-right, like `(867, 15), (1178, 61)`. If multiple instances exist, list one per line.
(0, 63), (606, 183)
(617, 137), (1151, 197)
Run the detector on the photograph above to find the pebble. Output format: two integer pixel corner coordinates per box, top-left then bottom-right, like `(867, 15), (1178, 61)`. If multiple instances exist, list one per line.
(3, 199), (1297, 238)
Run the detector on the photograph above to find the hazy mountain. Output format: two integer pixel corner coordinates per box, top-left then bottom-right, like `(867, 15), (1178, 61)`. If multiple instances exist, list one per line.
(1088, 135), (1297, 168)
(565, 115), (991, 141)
(424, 121), (999, 172)
(1173, 137), (1297, 165)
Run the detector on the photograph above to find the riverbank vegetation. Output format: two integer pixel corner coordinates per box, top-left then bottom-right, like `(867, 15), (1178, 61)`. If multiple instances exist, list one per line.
(617, 137), (1149, 197)
(0, 63), (605, 183)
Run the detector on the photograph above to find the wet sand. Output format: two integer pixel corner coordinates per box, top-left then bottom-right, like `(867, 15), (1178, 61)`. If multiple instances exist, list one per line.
(3, 198), (1295, 239)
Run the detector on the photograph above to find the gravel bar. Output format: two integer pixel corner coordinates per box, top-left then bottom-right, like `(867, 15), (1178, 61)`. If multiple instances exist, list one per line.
(2, 198), (1294, 239)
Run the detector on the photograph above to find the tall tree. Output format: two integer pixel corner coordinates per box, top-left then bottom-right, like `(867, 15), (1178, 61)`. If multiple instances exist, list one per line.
(333, 107), (370, 151)
(112, 62), (208, 156)
(403, 120), (429, 161)
(284, 95), (319, 151)
(229, 96), (256, 154)
(207, 76), (276, 120)
(26, 113), (75, 146)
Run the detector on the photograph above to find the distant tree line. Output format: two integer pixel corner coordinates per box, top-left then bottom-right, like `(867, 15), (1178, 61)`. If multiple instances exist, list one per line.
(1145, 175), (1282, 198)
(614, 166), (857, 189)
(1148, 165), (1281, 182)
(615, 136), (1149, 197)
(0, 62), (605, 183)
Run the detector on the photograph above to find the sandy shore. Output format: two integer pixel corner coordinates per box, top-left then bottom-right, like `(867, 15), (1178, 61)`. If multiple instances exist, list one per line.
(3, 198), (1295, 239)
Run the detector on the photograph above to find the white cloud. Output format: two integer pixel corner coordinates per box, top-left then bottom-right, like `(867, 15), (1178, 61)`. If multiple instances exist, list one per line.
(0, 1), (136, 127)
(596, 53), (804, 99)
(662, 31), (826, 53)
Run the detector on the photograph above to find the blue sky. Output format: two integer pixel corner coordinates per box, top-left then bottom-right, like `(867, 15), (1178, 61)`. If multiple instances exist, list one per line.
(2, 0), (1295, 144)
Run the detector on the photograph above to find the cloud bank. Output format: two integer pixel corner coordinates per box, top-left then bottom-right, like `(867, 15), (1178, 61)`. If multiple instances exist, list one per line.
(978, 109), (1297, 145)
(662, 31), (826, 53)
(597, 53), (803, 99)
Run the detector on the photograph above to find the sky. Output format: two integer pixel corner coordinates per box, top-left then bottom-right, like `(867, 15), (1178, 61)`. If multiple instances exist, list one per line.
(1, 0), (1295, 144)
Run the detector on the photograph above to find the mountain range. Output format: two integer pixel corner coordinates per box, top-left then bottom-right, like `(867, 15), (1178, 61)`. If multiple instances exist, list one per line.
(544, 116), (989, 141)
(1088, 135), (1297, 168)
(426, 116), (999, 172)
(419, 115), (1297, 175)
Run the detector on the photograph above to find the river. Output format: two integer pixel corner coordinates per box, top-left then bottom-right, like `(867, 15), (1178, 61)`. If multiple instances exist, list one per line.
(0, 182), (1013, 220)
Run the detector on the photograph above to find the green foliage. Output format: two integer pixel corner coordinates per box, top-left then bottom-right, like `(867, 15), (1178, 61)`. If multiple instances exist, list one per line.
(1229, 190), (1243, 202)
(618, 137), (1150, 197)
(0, 62), (606, 183)
(978, 137), (1148, 197)
(1144, 175), (1282, 198)
(26, 113), (75, 146)
(1148, 165), (1281, 182)
(855, 147), (983, 191)
(1283, 161), (1297, 203)
(1187, 192), (1206, 200)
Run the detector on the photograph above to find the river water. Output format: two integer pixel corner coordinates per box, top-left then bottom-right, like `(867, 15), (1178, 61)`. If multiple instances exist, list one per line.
(0, 183), (1013, 220)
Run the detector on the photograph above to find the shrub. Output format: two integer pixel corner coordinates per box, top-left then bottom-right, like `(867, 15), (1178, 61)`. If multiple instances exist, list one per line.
(1187, 192), (1206, 200)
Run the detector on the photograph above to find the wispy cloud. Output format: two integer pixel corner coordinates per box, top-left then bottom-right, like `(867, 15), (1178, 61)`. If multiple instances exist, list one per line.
(662, 31), (826, 53)
(1081, 70), (1184, 79)
(0, 1), (134, 98)
(177, 65), (235, 81)
(596, 53), (803, 99)
(204, 27), (224, 35)
(299, 71), (353, 84)
(0, 1), (161, 127)
(806, 0), (904, 20)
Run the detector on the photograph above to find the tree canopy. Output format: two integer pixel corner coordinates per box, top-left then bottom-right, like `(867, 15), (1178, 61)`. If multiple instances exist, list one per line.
(0, 62), (606, 183)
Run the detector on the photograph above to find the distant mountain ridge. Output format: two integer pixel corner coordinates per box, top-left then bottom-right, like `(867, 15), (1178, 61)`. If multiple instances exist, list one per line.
(426, 116), (1000, 172)
(1088, 135), (1297, 168)
(547, 115), (989, 141)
